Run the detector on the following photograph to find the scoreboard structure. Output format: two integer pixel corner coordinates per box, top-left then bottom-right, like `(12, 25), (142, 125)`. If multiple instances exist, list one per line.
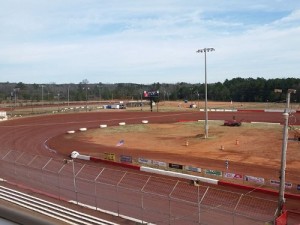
(143, 90), (159, 112)
(143, 90), (159, 98)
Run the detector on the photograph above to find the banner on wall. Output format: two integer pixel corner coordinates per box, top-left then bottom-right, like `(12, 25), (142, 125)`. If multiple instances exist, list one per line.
(205, 169), (222, 177)
(152, 160), (167, 167)
(224, 172), (243, 180)
(104, 152), (115, 161)
(185, 166), (201, 173)
(270, 180), (292, 189)
(244, 175), (264, 184)
(169, 163), (183, 170)
(120, 155), (132, 163)
(138, 158), (152, 165)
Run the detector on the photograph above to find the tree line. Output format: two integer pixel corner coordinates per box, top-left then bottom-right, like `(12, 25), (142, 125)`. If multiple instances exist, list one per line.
(0, 77), (299, 104)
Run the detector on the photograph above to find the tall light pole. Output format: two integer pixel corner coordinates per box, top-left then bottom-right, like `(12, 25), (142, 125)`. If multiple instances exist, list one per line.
(83, 87), (89, 112)
(196, 48), (215, 139)
(197, 92), (200, 109)
(40, 85), (44, 106)
(67, 86), (70, 107)
(276, 89), (296, 218)
(57, 93), (60, 111)
(97, 84), (101, 101)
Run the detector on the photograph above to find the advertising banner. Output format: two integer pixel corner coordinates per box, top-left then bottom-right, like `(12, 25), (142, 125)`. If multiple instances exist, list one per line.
(205, 169), (222, 177)
(297, 184), (300, 191)
(152, 160), (167, 167)
(138, 158), (152, 165)
(224, 172), (243, 180)
(244, 175), (264, 184)
(270, 180), (292, 189)
(120, 155), (132, 163)
(169, 163), (183, 170)
(185, 166), (201, 173)
(104, 152), (115, 161)
(143, 90), (159, 98)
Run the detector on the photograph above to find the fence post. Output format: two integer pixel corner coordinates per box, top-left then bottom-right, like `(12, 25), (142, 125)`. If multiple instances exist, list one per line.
(141, 192), (144, 224)
(169, 196), (171, 225)
(233, 194), (243, 225)
(94, 179), (97, 211)
(198, 185), (201, 224)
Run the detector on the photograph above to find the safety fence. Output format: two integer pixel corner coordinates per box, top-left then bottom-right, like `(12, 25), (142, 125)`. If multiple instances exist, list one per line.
(91, 150), (300, 195)
(0, 149), (278, 225)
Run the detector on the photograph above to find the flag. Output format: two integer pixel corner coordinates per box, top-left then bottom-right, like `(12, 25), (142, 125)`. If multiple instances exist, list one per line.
(116, 140), (124, 147)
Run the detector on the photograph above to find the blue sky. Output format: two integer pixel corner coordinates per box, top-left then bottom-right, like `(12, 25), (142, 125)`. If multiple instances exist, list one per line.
(0, 0), (299, 84)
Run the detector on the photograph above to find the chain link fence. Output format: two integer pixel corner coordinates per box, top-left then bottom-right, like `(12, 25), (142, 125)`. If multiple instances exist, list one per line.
(0, 149), (277, 225)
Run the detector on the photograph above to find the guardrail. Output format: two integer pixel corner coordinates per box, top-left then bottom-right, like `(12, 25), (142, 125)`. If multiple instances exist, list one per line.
(0, 185), (118, 225)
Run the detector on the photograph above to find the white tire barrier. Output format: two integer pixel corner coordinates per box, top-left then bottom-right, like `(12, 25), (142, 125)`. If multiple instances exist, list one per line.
(67, 130), (75, 134)
(100, 124), (107, 128)
(79, 128), (87, 131)
(119, 122), (126, 126)
(142, 120), (148, 124)
(71, 151), (79, 159)
(140, 167), (218, 185)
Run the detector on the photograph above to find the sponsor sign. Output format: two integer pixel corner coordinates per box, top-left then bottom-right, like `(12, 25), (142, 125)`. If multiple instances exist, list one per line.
(104, 152), (115, 161)
(143, 90), (159, 98)
(244, 175), (264, 184)
(138, 158), (152, 165)
(185, 166), (201, 173)
(152, 160), (167, 167)
(224, 172), (243, 180)
(297, 184), (300, 191)
(270, 180), (292, 189)
(169, 163), (183, 170)
(205, 169), (222, 177)
(120, 155), (132, 163)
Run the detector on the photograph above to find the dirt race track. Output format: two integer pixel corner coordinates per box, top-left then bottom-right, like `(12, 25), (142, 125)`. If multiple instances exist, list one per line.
(1, 109), (300, 224)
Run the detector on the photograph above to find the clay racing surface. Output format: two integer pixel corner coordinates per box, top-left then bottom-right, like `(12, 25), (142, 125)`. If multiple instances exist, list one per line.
(47, 111), (300, 185)
(1, 109), (300, 223)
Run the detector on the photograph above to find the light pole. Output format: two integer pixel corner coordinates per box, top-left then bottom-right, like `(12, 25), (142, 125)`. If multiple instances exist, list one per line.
(97, 84), (101, 101)
(14, 89), (17, 108)
(57, 93), (60, 111)
(40, 85), (44, 106)
(276, 88), (296, 218)
(13, 88), (20, 108)
(83, 87), (89, 112)
(67, 86), (70, 107)
(196, 48), (215, 139)
(197, 92), (200, 109)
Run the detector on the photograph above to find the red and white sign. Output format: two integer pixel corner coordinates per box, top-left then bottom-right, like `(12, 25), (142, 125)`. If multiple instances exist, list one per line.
(224, 172), (243, 180)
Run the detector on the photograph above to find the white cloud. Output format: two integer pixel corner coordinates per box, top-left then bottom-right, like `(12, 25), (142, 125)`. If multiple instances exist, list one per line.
(0, 1), (299, 84)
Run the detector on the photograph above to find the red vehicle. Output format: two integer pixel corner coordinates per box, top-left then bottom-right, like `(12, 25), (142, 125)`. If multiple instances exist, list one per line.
(224, 120), (242, 126)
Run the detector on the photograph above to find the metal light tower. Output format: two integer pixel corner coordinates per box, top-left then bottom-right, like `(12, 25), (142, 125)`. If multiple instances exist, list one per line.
(276, 89), (296, 217)
(83, 87), (89, 112)
(67, 86), (70, 106)
(41, 85), (44, 106)
(196, 48), (215, 138)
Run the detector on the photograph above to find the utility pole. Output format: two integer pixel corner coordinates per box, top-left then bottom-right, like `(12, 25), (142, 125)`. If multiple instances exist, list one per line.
(276, 88), (296, 217)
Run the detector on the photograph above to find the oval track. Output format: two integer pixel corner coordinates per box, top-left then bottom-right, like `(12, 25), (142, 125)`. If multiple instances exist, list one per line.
(1, 111), (297, 158)
(0, 111), (300, 224)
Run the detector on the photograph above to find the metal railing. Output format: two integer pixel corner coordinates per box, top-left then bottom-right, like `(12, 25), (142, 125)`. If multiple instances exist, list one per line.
(0, 149), (277, 225)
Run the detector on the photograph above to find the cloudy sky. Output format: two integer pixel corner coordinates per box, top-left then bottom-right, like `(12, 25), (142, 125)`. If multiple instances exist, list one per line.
(0, 0), (299, 84)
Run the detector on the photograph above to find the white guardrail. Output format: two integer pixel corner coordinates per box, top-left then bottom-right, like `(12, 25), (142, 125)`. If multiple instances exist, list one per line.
(0, 185), (119, 225)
